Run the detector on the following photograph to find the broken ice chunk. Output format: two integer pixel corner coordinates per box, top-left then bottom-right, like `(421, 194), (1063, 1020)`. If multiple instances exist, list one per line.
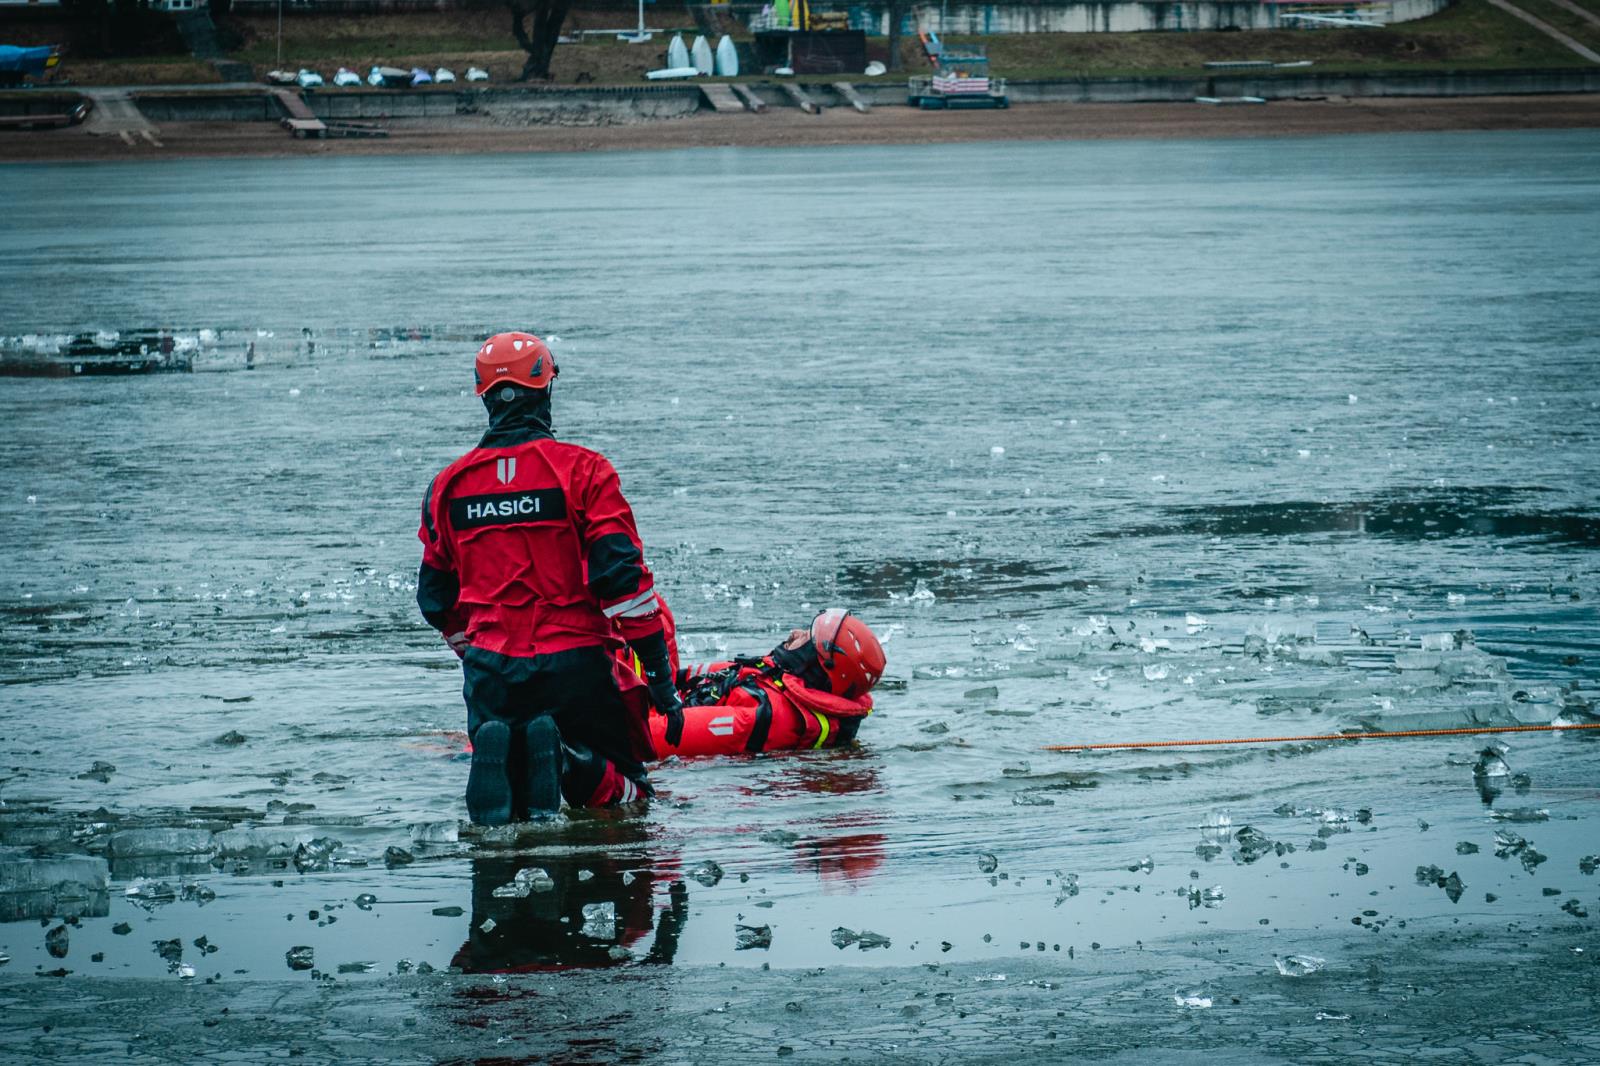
(0, 854), (110, 922)
(108, 829), (215, 859)
(491, 866), (554, 898)
(1274, 954), (1326, 977)
(1473, 744), (1511, 780)
(292, 837), (342, 872)
(409, 822), (459, 846)
(735, 924), (773, 950)
(213, 829), (308, 860)
(690, 860), (724, 887)
(580, 902), (616, 940)
(124, 878), (177, 909)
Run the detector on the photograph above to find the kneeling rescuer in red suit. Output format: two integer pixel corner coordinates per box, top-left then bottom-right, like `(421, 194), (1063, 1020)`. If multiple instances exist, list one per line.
(416, 332), (684, 825)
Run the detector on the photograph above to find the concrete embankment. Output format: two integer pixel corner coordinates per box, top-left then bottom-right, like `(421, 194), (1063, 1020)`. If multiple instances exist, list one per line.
(128, 85), (707, 123)
(98, 68), (1600, 129)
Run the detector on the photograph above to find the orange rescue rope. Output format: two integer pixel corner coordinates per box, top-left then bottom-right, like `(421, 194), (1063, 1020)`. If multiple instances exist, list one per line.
(1043, 721), (1600, 752)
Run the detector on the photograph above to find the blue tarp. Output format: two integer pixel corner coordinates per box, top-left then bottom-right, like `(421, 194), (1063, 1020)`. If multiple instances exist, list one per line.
(0, 45), (59, 77)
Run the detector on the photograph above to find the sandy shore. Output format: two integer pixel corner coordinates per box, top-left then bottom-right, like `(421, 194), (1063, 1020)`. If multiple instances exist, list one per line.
(3, 95), (1599, 163)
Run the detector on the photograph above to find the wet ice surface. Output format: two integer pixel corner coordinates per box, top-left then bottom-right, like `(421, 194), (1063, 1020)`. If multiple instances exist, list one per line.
(1, 132), (1599, 1055)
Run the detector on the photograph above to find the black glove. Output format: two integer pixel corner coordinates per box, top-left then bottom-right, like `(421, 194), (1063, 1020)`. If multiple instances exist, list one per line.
(629, 629), (685, 748)
(651, 681), (685, 748)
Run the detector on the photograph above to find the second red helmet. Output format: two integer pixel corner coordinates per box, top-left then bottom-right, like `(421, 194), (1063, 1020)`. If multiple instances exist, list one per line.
(474, 332), (557, 395)
(811, 608), (886, 700)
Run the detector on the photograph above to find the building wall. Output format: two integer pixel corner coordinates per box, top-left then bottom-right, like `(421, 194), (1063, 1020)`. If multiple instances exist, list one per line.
(849, 0), (1449, 33)
(136, 0), (1452, 29)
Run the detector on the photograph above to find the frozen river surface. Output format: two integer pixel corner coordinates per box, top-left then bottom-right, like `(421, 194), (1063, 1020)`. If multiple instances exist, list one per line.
(1, 131), (1599, 1062)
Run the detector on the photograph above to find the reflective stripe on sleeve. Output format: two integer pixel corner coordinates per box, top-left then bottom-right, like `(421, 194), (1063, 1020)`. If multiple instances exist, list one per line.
(603, 587), (658, 619)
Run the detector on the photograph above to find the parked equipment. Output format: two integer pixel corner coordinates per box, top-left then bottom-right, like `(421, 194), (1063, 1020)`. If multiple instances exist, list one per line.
(907, 44), (1007, 109)
(0, 44), (60, 87)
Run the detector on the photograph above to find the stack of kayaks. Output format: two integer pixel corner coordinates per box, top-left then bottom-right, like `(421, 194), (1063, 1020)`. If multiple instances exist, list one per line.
(647, 33), (738, 79)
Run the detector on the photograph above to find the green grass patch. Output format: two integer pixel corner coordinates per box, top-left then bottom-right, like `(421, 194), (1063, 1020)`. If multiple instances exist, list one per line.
(222, 12), (513, 64)
(949, 0), (1588, 78)
(1510, 0), (1600, 51)
(46, 0), (1594, 87)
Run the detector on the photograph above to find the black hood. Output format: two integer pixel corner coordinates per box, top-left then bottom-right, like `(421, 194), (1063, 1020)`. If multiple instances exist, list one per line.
(770, 637), (833, 694)
(480, 384), (553, 447)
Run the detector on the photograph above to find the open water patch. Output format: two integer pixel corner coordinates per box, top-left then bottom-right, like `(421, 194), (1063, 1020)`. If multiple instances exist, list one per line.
(1105, 488), (1600, 547)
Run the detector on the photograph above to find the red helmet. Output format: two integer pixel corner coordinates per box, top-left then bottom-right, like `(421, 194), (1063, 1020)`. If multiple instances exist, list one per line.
(474, 332), (557, 395)
(811, 608), (886, 700)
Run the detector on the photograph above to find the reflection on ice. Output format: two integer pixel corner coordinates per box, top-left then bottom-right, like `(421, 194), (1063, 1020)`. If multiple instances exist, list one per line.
(444, 819), (692, 974)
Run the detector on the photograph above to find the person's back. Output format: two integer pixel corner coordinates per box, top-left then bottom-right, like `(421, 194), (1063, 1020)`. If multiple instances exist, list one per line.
(426, 435), (654, 656)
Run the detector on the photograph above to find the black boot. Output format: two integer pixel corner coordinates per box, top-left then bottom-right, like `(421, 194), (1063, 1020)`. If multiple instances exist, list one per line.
(465, 720), (513, 826)
(523, 716), (562, 820)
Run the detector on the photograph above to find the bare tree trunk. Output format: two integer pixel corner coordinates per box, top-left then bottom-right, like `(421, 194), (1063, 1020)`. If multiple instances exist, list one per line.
(510, 0), (573, 81)
(886, 1), (906, 73)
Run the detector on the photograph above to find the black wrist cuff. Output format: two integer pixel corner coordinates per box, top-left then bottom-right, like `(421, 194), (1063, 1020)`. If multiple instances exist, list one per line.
(629, 630), (674, 685)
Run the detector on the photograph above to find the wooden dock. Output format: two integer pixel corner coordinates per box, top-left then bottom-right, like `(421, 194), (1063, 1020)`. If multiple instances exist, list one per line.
(699, 84), (744, 113)
(832, 82), (871, 113)
(779, 82), (820, 114)
(272, 89), (327, 137)
(272, 88), (387, 139)
(729, 84), (767, 113)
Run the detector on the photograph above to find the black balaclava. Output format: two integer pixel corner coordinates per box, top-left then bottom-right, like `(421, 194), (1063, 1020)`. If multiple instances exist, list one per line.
(770, 635), (833, 694)
(480, 383), (553, 448)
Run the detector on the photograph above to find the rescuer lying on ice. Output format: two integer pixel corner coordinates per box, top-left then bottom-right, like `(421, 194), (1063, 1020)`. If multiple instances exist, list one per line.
(416, 332), (686, 826)
(644, 609), (887, 758)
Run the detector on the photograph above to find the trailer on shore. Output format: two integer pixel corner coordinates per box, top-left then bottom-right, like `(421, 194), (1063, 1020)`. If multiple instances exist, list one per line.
(907, 45), (1008, 110)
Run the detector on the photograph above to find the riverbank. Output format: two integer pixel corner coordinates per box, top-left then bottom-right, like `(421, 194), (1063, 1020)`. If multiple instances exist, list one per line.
(8, 0), (1594, 88)
(4, 94), (1599, 163)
